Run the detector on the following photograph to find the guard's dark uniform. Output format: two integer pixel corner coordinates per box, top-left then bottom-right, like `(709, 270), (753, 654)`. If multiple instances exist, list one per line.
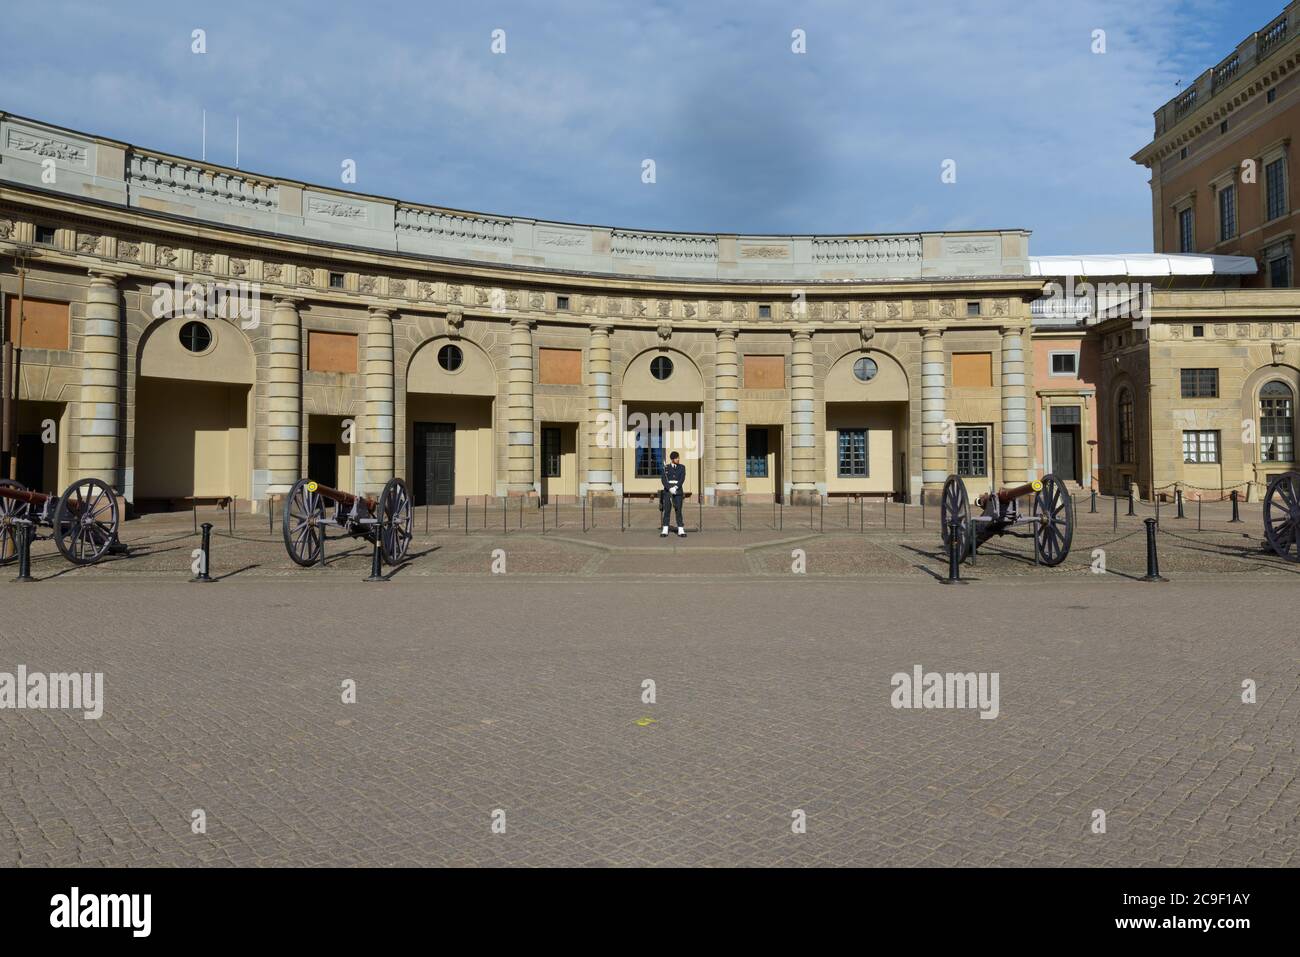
(661, 461), (686, 529)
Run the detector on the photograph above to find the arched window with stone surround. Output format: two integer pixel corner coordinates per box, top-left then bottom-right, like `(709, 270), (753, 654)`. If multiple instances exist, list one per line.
(1117, 387), (1135, 464)
(1260, 380), (1295, 462)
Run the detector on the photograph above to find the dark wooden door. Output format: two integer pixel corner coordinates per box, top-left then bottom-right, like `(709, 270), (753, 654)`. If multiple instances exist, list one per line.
(414, 423), (455, 506)
(1051, 426), (1079, 482)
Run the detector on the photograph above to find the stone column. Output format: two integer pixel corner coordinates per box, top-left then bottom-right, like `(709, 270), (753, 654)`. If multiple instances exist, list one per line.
(1000, 324), (1030, 485)
(362, 306), (395, 496)
(507, 318), (535, 495)
(789, 326), (818, 504)
(78, 270), (124, 485)
(266, 296), (302, 495)
(585, 323), (615, 504)
(920, 326), (947, 500)
(714, 326), (741, 504)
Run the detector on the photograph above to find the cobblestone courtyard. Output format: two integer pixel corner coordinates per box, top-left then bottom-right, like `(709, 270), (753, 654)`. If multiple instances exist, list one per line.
(1, 498), (1296, 866)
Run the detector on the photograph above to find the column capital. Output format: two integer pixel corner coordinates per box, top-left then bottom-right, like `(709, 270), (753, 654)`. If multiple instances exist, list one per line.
(510, 317), (536, 331)
(716, 324), (739, 341)
(367, 305), (395, 319)
(791, 325), (814, 341)
(999, 323), (1029, 338)
(588, 322), (614, 336)
(921, 324), (944, 339)
(271, 295), (303, 308)
(88, 268), (127, 284)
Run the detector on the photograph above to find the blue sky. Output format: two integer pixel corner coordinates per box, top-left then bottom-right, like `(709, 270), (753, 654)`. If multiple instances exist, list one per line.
(0, 0), (1289, 254)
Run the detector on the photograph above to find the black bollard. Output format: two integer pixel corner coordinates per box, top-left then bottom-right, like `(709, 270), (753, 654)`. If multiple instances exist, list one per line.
(1155, 493), (1160, 525)
(1197, 496), (1202, 532)
(365, 534), (385, 582)
(192, 522), (215, 583)
(737, 496), (742, 532)
(1229, 489), (1242, 523)
(1112, 491), (1118, 532)
(14, 522), (35, 583)
(942, 521), (965, 584)
(1089, 488), (1097, 513)
(1140, 518), (1167, 582)
(1127, 487), (1136, 516)
(1175, 488), (1185, 520)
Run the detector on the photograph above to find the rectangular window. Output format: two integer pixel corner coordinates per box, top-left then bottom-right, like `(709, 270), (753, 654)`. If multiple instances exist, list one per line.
(837, 429), (868, 478)
(1266, 158), (1288, 221)
(1178, 207), (1195, 252)
(956, 427), (989, 478)
(1261, 389), (1294, 462)
(556, 295), (570, 310)
(328, 272), (344, 289)
(35, 225), (56, 245)
(1050, 352), (1079, 376)
(745, 427), (768, 478)
(966, 301), (981, 317)
(1180, 368), (1219, 398)
(1218, 183), (1236, 241)
(1269, 87), (1278, 103)
(1267, 244), (1292, 288)
(1192, 325), (1205, 337)
(1182, 430), (1220, 464)
(634, 422), (664, 478)
(758, 304), (772, 319)
(542, 427), (562, 478)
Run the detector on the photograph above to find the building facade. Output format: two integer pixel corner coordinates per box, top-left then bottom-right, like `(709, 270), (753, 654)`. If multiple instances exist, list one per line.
(1134, 2), (1300, 287)
(1, 112), (1053, 513)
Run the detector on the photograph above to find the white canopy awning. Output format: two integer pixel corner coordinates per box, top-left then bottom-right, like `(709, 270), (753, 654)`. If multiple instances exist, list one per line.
(1029, 253), (1257, 277)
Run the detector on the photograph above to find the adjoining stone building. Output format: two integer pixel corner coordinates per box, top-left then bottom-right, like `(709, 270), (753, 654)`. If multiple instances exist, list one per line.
(0, 111), (1052, 511)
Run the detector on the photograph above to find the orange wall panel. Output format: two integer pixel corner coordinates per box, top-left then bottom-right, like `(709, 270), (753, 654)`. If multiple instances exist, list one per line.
(5, 296), (69, 350)
(538, 347), (582, 385)
(952, 352), (993, 389)
(307, 331), (358, 373)
(743, 354), (784, 389)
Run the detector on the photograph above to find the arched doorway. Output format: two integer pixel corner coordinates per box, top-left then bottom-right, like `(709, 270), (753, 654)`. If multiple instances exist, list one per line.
(620, 348), (705, 498)
(824, 349), (910, 500)
(406, 337), (496, 505)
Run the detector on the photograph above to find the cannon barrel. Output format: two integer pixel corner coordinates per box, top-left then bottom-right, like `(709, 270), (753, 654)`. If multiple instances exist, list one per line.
(0, 484), (52, 507)
(308, 482), (376, 514)
(978, 480), (1041, 507)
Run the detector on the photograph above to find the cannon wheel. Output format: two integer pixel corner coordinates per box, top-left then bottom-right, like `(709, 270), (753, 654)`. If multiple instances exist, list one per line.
(53, 478), (120, 565)
(379, 477), (413, 565)
(940, 474), (971, 562)
(283, 478), (327, 567)
(1263, 471), (1300, 561)
(0, 479), (32, 566)
(1032, 474), (1074, 566)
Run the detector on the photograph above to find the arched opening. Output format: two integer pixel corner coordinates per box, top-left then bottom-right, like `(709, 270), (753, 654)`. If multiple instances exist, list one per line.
(134, 316), (254, 508)
(1259, 380), (1294, 465)
(406, 337), (496, 504)
(620, 348), (705, 498)
(823, 349), (909, 500)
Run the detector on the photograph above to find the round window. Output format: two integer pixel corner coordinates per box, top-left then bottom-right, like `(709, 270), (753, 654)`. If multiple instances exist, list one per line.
(179, 321), (213, 354)
(650, 356), (674, 380)
(438, 344), (464, 372)
(853, 356), (879, 382)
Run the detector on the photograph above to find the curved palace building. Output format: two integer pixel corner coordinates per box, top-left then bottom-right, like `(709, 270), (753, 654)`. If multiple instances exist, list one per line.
(0, 111), (1294, 510)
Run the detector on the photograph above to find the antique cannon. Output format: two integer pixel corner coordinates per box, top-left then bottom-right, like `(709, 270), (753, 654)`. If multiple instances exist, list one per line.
(0, 477), (124, 566)
(940, 473), (1074, 566)
(1262, 471), (1300, 561)
(281, 477), (413, 567)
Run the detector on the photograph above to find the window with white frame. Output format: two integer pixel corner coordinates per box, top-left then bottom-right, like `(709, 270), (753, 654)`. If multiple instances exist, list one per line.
(1182, 430), (1220, 464)
(1260, 381), (1295, 462)
(1049, 351), (1079, 376)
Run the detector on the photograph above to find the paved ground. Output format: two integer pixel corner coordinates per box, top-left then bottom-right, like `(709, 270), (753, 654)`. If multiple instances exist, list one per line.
(1, 562), (1296, 866)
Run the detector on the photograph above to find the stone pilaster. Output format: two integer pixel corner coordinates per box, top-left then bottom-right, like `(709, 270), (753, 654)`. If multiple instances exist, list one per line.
(1000, 324), (1030, 485)
(789, 326), (818, 504)
(266, 296), (302, 495)
(362, 306), (395, 495)
(714, 326), (741, 503)
(78, 270), (124, 486)
(585, 323), (615, 504)
(921, 326), (947, 498)
(507, 318), (535, 495)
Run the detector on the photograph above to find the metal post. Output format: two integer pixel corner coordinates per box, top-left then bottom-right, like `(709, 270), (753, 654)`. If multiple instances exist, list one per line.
(1140, 518), (1167, 582)
(779, 500), (783, 530)
(268, 497), (274, 534)
(1197, 496), (1202, 532)
(621, 494), (625, 533)
(819, 498), (824, 532)
(1155, 492), (1160, 526)
(883, 497), (887, 529)
(193, 503), (198, 535)
(1230, 489), (1242, 522)
(518, 494), (523, 530)
(942, 521), (964, 584)
(1175, 488), (1184, 520)
(737, 496), (742, 532)
(464, 498), (468, 535)
(503, 496), (507, 534)
(231, 498), (237, 534)
(1112, 492), (1118, 532)
(1089, 488), (1097, 513)
(365, 533), (385, 582)
(859, 497), (864, 533)
(582, 495), (587, 532)
(14, 522), (34, 582)
(1127, 487), (1136, 516)
(192, 522), (215, 583)
(902, 499), (906, 531)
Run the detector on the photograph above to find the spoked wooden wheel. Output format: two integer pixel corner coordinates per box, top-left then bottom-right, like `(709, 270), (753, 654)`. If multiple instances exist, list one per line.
(1032, 474), (1074, 566)
(53, 478), (120, 565)
(379, 477), (413, 565)
(1263, 471), (1300, 561)
(283, 478), (326, 566)
(940, 474), (971, 562)
(0, 479), (32, 566)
